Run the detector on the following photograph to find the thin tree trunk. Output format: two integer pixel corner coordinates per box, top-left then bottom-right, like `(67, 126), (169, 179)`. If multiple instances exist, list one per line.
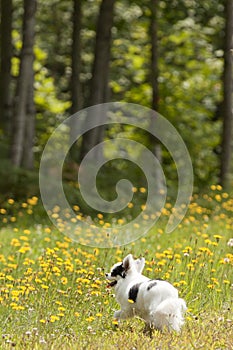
(11, 0), (36, 167)
(70, 0), (83, 162)
(71, 0), (82, 115)
(80, 0), (115, 161)
(22, 67), (35, 169)
(220, 0), (233, 188)
(149, 0), (163, 189)
(150, 0), (159, 113)
(0, 0), (13, 132)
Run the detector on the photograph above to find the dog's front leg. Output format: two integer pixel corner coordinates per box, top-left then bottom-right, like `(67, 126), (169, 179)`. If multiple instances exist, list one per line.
(114, 308), (133, 320)
(114, 310), (122, 320)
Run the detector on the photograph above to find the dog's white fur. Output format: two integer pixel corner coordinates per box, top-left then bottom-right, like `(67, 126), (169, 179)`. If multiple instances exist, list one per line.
(106, 254), (187, 332)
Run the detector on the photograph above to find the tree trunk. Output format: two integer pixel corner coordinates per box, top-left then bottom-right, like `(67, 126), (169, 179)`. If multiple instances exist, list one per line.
(69, 0), (83, 162)
(22, 67), (35, 169)
(220, 0), (233, 188)
(11, 0), (36, 167)
(80, 0), (115, 161)
(71, 0), (82, 115)
(0, 0), (13, 133)
(149, 0), (164, 189)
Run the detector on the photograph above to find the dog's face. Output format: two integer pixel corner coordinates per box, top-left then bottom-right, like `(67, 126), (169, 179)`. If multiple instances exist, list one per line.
(106, 254), (145, 288)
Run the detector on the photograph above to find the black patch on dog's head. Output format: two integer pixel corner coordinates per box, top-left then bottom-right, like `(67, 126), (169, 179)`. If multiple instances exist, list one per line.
(128, 282), (142, 303)
(147, 280), (157, 291)
(111, 263), (126, 279)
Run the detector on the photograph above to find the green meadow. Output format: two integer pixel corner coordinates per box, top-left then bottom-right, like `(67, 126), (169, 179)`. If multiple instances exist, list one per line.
(0, 187), (232, 349)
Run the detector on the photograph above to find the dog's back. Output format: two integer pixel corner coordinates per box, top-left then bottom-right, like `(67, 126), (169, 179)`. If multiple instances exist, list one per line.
(128, 279), (185, 329)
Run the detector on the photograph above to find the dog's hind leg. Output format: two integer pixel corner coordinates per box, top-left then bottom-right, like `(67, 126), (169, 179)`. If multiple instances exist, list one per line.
(143, 322), (154, 338)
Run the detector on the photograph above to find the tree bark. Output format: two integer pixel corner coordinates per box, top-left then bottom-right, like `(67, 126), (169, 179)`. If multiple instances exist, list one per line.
(22, 67), (35, 169)
(0, 0), (13, 132)
(71, 0), (82, 115)
(80, 0), (115, 161)
(11, 0), (36, 167)
(69, 0), (83, 162)
(220, 0), (233, 188)
(149, 0), (164, 189)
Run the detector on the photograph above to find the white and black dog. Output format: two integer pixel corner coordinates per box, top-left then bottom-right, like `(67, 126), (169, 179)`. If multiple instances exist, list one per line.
(106, 254), (187, 332)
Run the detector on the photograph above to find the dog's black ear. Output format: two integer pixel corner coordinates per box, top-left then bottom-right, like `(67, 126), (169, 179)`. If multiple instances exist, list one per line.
(123, 254), (133, 272)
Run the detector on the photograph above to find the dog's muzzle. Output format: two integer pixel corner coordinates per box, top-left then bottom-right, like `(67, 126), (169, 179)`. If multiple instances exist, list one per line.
(107, 280), (117, 288)
(105, 273), (117, 288)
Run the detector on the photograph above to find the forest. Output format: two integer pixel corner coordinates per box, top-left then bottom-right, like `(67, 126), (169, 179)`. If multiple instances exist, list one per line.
(0, 1), (233, 349)
(0, 0), (232, 200)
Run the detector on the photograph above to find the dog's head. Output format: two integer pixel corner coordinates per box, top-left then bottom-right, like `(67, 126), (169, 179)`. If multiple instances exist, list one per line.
(106, 254), (145, 288)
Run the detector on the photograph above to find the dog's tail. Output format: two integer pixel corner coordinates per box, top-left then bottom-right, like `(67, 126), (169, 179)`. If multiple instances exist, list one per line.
(151, 298), (187, 332)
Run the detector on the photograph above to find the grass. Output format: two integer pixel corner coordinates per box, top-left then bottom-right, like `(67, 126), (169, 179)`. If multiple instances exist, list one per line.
(0, 187), (232, 349)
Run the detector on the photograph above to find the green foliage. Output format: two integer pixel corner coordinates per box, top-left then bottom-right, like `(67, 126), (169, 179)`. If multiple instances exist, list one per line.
(0, 0), (230, 198)
(109, 2), (224, 188)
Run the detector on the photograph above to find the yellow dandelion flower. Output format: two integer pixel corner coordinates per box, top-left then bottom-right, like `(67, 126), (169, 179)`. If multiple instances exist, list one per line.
(173, 282), (181, 287)
(86, 316), (95, 322)
(146, 267), (152, 272)
(8, 199), (15, 204)
(213, 235), (223, 241)
(207, 284), (214, 289)
(139, 187), (146, 193)
(73, 205), (80, 211)
(127, 202), (134, 208)
(50, 315), (60, 322)
(61, 277), (68, 285)
(20, 236), (29, 241)
(180, 280), (187, 285)
(41, 284), (49, 289)
(223, 280), (230, 284)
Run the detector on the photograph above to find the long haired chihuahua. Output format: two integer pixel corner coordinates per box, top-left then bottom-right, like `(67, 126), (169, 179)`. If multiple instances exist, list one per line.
(106, 254), (187, 332)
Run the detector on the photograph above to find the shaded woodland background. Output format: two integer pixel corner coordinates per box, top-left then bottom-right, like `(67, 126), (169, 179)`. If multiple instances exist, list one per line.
(0, 0), (232, 202)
